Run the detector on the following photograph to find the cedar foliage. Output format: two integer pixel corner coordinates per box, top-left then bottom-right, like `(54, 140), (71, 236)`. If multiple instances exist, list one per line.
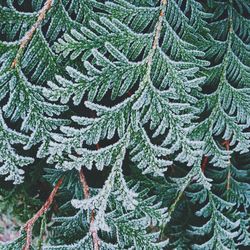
(0, 0), (249, 249)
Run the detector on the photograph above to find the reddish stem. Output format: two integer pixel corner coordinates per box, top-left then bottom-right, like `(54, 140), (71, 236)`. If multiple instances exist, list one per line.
(222, 140), (230, 151)
(201, 156), (209, 173)
(11, 0), (53, 68)
(90, 210), (99, 250)
(22, 178), (63, 250)
(79, 168), (99, 250)
(79, 168), (90, 199)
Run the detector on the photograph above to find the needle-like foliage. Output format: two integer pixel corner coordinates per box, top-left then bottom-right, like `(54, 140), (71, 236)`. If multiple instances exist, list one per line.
(0, 0), (249, 249)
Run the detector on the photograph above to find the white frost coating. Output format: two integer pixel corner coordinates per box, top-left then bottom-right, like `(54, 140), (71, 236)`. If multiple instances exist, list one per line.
(0, 110), (34, 184)
(72, 145), (138, 231)
(130, 127), (172, 176)
(105, 42), (128, 63)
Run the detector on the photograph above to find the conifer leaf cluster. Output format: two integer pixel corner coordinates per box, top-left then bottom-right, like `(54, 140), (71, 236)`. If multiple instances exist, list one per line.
(0, 0), (249, 249)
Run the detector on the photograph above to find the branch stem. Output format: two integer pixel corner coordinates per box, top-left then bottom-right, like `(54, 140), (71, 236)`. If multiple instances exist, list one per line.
(11, 0), (53, 68)
(22, 177), (63, 250)
(79, 168), (99, 250)
(147, 0), (167, 67)
(201, 156), (209, 173)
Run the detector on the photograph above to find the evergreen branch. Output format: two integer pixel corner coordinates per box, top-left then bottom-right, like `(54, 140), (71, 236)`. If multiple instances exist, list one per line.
(22, 177), (63, 250)
(11, 0), (53, 68)
(1, 1), (249, 249)
(168, 181), (188, 218)
(151, 0), (167, 55)
(167, 162), (208, 218)
(79, 168), (100, 250)
(146, 0), (167, 73)
(195, 0), (250, 167)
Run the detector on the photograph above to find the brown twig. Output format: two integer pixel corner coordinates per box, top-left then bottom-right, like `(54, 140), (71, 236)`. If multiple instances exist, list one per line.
(147, 0), (167, 66)
(79, 168), (90, 199)
(22, 177), (63, 250)
(79, 168), (99, 250)
(201, 156), (209, 173)
(127, 91), (132, 97)
(90, 210), (99, 250)
(11, 0), (53, 68)
(222, 140), (230, 151)
(152, 0), (167, 50)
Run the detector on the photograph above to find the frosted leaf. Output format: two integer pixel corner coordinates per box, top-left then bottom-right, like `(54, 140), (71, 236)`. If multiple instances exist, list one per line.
(72, 146), (138, 231)
(105, 42), (128, 63)
(132, 90), (148, 110)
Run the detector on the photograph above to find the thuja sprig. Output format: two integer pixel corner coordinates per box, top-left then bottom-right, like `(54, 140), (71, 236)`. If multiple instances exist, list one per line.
(11, 0), (53, 68)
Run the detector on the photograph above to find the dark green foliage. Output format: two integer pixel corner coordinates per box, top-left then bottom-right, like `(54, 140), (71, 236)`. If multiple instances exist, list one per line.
(0, 0), (249, 249)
